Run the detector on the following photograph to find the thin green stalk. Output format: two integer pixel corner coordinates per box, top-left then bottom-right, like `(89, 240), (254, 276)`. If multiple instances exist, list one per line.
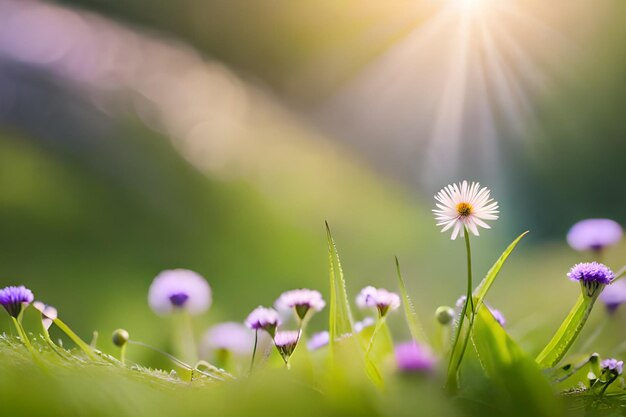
(435, 321), (451, 355)
(195, 360), (234, 380)
(365, 317), (385, 360)
(446, 226), (474, 388)
(12, 317), (47, 370)
(127, 340), (230, 381)
(454, 229), (476, 369)
(249, 329), (258, 373)
(599, 374), (619, 395)
(129, 340), (192, 369)
(52, 317), (99, 361)
(119, 343), (127, 365)
(174, 311), (197, 364)
(39, 319), (70, 360)
(454, 312), (475, 373)
(215, 349), (231, 370)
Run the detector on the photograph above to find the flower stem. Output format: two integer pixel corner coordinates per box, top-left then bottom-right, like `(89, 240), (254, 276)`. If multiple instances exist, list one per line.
(599, 373), (619, 396)
(11, 317), (47, 370)
(129, 340), (192, 369)
(195, 360), (235, 380)
(435, 321), (451, 355)
(119, 343), (127, 365)
(446, 226), (474, 390)
(174, 311), (197, 364)
(249, 330), (258, 374)
(38, 319), (70, 360)
(365, 316), (385, 360)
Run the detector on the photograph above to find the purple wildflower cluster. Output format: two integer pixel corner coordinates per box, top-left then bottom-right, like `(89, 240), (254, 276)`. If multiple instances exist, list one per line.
(241, 288), (326, 364)
(308, 331), (330, 351)
(0, 285), (34, 318)
(395, 341), (436, 373)
(600, 280), (626, 314)
(567, 262), (614, 297)
(202, 322), (254, 356)
(601, 358), (624, 376)
(567, 219), (622, 252)
(568, 262), (614, 285)
(275, 289), (325, 319)
(148, 269), (212, 316)
(245, 306), (282, 335)
(273, 330), (301, 361)
(356, 286), (401, 317)
(564, 218), (626, 312)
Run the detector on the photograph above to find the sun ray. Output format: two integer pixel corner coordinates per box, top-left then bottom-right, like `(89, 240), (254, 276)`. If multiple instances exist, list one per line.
(316, 0), (598, 189)
(423, 7), (472, 183)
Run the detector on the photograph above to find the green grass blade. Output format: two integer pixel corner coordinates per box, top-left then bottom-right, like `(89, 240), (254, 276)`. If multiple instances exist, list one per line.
(325, 222), (383, 386)
(471, 307), (564, 417)
(53, 317), (100, 361)
(363, 318), (386, 388)
(472, 231), (529, 311)
(325, 222), (354, 350)
(535, 294), (596, 368)
(395, 257), (428, 344)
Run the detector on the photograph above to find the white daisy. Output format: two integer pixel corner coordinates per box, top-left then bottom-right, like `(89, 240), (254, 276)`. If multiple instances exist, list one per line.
(433, 181), (499, 240)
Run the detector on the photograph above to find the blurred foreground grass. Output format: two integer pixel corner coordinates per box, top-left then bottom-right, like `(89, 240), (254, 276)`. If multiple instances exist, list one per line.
(0, 333), (458, 417)
(1, 328), (623, 417)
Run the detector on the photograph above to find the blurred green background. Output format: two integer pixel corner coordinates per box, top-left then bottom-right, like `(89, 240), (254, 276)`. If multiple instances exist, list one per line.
(0, 0), (624, 367)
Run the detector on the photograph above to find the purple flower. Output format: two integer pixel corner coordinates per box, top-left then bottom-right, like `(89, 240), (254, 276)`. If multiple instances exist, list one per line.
(601, 358), (623, 375)
(354, 316), (376, 333)
(275, 289), (325, 320)
(307, 331), (330, 351)
(567, 219), (623, 252)
(0, 286), (34, 318)
(356, 286), (400, 317)
(395, 341), (436, 373)
(201, 322), (255, 356)
(148, 269), (211, 315)
(245, 306), (281, 336)
(33, 301), (58, 330)
(600, 280), (626, 314)
(274, 330), (301, 362)
(489, 307), (506, 327)
(567, 262), (614, 297)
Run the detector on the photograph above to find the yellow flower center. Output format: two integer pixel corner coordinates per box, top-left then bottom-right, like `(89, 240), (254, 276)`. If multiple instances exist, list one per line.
(456, 202), (473, 217)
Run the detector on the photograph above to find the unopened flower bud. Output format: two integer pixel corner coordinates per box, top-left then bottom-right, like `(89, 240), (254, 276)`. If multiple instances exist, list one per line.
(112, 329), (129, 347)
(435, 306), (454, 325)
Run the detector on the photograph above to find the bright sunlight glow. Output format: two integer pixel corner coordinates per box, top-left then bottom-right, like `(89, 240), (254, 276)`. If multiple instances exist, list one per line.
(320, 0), (575, 189)
(454, 0), (487, 13)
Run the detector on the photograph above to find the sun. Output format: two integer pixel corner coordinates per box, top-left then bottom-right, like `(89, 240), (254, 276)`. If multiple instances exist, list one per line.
(452, 0), (489, 14)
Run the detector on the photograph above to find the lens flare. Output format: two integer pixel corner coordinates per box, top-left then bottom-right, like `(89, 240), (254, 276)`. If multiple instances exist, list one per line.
(319, 0), (589, 188)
